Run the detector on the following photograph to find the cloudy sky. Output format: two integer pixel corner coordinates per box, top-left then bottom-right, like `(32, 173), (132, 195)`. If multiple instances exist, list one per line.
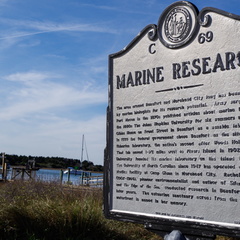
(0, 0), (239, 165)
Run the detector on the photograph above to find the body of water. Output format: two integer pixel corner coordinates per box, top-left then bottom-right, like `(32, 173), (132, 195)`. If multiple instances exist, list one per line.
(4, 168), (103, 186)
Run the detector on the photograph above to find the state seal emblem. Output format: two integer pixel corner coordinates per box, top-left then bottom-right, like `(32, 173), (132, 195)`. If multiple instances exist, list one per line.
(158, 1), (198, 48)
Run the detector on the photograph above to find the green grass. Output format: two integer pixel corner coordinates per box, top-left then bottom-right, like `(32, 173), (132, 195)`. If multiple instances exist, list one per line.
(0, 181), (162, 240)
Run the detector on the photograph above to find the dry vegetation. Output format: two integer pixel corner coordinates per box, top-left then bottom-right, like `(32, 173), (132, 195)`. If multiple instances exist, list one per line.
(0, 180), (238, 240)
(0, 180), (161, 240)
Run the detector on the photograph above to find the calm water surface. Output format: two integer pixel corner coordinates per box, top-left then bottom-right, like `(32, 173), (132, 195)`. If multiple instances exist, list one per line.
(6, 168), (103, 185)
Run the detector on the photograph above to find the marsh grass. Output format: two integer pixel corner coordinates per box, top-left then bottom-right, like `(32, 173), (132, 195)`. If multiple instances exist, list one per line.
(0, 181), (235, 240)
(0, 181), (161, 240)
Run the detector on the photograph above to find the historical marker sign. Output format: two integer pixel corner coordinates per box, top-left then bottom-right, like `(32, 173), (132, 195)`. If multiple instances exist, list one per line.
(104, 1), (240, 238)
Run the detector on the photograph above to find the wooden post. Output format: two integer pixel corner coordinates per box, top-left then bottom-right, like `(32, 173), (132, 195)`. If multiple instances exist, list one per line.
(67, 168), (70, 183)
(81, 172), (84, 185)
(3, 163), (7, 181)
(21, 169), (24, 179)
(60, 170), (63, 184)
(1, 152), (5, 180)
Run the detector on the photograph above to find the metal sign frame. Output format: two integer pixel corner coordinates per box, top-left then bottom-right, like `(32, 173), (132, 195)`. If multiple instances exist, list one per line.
(104, 1), (240, 238)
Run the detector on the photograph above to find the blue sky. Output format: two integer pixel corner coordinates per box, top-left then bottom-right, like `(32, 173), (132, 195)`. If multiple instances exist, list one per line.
(0, 0), (239, 165)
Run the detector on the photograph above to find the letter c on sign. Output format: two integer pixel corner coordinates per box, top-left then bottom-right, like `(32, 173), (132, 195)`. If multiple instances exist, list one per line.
(149, 43), (156, 54)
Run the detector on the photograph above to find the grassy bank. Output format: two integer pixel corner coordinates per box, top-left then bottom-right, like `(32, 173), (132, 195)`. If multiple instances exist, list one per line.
(0, 181), (161, 240)
(0, 181), (236, 240)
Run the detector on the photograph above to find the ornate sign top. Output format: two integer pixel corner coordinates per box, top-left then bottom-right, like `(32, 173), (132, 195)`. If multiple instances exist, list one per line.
(158, 1), (198, 48)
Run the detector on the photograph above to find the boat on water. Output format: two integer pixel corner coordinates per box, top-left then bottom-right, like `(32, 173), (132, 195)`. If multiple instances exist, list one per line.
(64, 135), (91, 176)
(63, 167), (83, 175)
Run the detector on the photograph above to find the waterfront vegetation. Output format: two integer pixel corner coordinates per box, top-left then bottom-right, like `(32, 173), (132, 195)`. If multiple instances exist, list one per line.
(4, 154), (103, 172)
(0, 180), (161, 240)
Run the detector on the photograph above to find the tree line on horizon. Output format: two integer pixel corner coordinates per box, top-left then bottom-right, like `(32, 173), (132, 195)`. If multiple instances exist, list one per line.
(2, 154), (103, 172)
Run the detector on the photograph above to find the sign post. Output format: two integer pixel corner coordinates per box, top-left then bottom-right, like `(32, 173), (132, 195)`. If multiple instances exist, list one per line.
(104, 1), (240, 238)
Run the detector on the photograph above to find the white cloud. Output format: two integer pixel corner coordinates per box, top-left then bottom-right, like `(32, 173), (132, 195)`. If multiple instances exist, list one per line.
(0, 70), (107, 164)
(0, 114), (106, 164)
(0, 18), (117, 40)
(5, 71), (57, 84)
(0, 71), (106, 121)
(79, 3), (117, 11)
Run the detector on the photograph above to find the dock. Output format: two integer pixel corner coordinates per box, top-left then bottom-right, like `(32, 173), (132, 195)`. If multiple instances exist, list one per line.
(11, 159), (39, 180)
